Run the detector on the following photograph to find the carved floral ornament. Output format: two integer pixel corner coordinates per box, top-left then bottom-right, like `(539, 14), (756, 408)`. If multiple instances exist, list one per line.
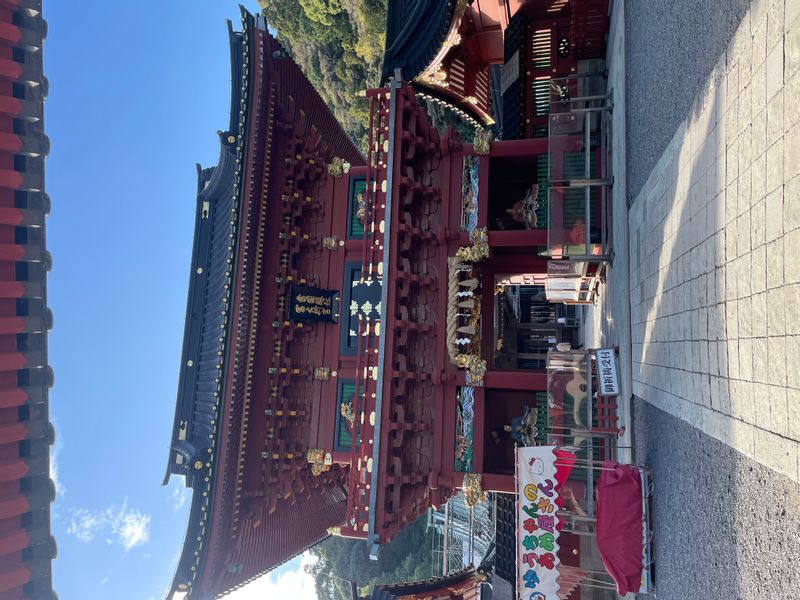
(307, 448), (333, 476)
(462, 473), (486, 508)
(355, 191), (367, 223)
(313, 367), (331, 380)
(340, 400), (355, 427)
(455, 227), (490, 263)
(473, 128), (493, 155)
(327, 156), (351, 178)
(455, 353), (487, 387)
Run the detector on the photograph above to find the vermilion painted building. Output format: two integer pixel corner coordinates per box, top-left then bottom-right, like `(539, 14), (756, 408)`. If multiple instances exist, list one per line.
(0, 1), (57, 599)
(163, 10), (367, 598)
(165, 2), (611, 598)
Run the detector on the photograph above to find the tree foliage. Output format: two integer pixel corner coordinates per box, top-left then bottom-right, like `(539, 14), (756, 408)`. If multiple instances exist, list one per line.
(306, 514), (436, 600)
(258, 0), (388, 150)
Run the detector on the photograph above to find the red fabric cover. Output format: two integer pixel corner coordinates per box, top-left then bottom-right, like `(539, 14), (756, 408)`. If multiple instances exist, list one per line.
(553, 449), (577, 532)
(596, 462), (644, 595)
(554, 449), (577, 488)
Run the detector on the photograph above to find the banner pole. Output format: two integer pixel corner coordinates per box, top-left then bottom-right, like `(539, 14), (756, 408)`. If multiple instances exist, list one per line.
(514, 443), (519, 597)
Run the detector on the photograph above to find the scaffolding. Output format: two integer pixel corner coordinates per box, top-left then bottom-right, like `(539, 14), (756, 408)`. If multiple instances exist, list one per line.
(429, 492), (497, 576)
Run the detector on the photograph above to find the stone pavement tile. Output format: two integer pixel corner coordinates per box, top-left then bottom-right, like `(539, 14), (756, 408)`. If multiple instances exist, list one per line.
(788, 387), (800, 440)
(766, 39), (785, 99)
(737, 164), (753, 214)
(714, 341), (728, 378)
(731, 379), (756, 422)
(767, 88), (785, 141)
(753, 64), (768, 119)
(709, 338), (720, 374)
(753, 111), (767, 163)
(786, 14), (800, 78)
(783, 175), (800, 231)
(737, 211), (752, 256)
(767, 335), (788, 386)
(785, 122), (800, 181)
(728, 416), (756, 457)
(635, 381), (678, 416)
(752, 291), (769, 336)
(769, 385), (791, 435)
(785, 228), (800, 283)
(766, 237), (785, 289)
(786, 337), (800, 387)
(752, 152), (767, 201)
(752, 337), (770, 383)
(739, 337), (754, 380)
(738, 99), (752, 154)
(785, 71), (800, 131)
(677, 396), (703, 427)
(726, 217), (738, 261)
(710, 374), (722, 410)
(706, 273), (717, 309)
(786, 284), (800, 334)
(765, 186), (784, 242)
(738, 254), (753, 299)
(769, 0), (786, 51)
(788, 0), (800, 29)
(753, 381), (774, 428)
(738, 297), (754, 338)
(726, 302), (739, 339)
(767, 286), (788, 335)
(754, 426), (799, 480)
(766, 137), (785, 193)
(718, 336), (730, 376)
(753, 0), (769, 30)
(752, 244), (768, 294)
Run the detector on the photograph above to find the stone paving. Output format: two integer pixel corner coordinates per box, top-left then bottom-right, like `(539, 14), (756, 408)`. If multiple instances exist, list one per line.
(583, 0), (634, 464)
(628, 0), (800, 483)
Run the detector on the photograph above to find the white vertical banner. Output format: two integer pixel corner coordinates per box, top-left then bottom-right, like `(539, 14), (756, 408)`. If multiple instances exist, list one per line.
(516, 446), (562, 600)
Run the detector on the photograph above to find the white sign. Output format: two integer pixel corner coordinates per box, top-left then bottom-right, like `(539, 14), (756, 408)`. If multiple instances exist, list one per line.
(501, 50), (520, 95)
(516, 446), (562, 600)
(595, 348), (619, 396)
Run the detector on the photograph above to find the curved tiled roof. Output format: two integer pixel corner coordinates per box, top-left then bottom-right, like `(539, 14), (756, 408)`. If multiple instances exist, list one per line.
(380, 0), (459, 85)
(164, 8), (362, 599)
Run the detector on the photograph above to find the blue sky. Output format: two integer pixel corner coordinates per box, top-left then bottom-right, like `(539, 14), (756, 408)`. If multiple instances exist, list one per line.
(46, 2), (316, 598)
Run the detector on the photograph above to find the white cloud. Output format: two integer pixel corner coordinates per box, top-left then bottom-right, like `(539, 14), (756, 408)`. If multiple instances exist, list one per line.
(115, 505), (151, 550)
(67, 508), (103, 542)
(50, 424), (65, 498)
(168, 481), (189, 512)
(225, 552), (319, 600)
(66, 499), (151, 551)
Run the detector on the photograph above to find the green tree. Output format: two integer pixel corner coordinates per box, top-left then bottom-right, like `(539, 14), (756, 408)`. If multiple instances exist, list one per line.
(307, 513), (436, 599)
(258, 0), (387, 150)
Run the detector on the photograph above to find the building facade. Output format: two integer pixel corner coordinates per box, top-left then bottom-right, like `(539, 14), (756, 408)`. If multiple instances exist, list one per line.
(165, 1), (612, 597)
(0, 1), (56, 599)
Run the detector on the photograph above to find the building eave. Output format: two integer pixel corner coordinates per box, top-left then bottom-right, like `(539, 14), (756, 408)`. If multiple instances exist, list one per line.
(380, 0), (460, 86)
(164, 14), (253, 599)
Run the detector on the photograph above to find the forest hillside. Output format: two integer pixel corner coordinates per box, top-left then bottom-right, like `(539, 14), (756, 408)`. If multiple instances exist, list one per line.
(257, 0), (388, 149)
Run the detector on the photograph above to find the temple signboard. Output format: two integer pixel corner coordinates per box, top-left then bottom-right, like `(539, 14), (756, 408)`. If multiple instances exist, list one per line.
(289, 285), (339, 323)
(595, 348), (619, 396)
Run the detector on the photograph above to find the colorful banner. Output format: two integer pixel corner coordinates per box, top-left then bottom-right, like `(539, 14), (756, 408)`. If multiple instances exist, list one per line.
(517, 446), (562, 600)
(289, 285), (338, 323)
